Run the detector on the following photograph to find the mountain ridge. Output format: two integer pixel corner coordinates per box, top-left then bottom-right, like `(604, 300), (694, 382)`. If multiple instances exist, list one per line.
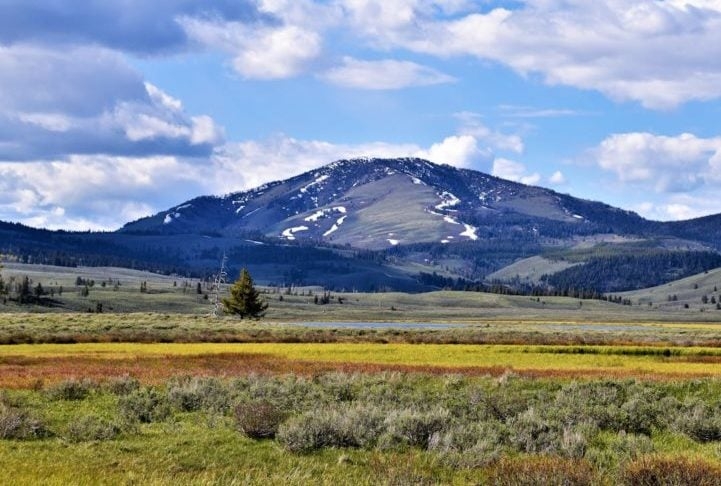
(2, 157), (721, 292)
(120, 157), (661, 249)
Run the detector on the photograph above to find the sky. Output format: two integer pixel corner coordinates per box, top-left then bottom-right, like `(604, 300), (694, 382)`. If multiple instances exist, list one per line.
(2, 0), (721, 231)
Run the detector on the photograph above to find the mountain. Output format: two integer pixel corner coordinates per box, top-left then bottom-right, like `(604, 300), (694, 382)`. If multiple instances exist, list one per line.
(121, 157), (653, 247)
(3, 158), (721, 292)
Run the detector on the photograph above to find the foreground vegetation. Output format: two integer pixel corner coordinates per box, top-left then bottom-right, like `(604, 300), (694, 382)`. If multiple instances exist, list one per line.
(3, 373), (721, 484)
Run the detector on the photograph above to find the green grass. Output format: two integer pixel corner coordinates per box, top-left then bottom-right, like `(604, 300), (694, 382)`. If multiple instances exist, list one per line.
(5, 261), (721, 323)
(4, 374), (721, 484)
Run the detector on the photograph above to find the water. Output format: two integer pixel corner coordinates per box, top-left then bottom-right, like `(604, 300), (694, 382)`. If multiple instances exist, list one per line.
(294, 322), (458, 330)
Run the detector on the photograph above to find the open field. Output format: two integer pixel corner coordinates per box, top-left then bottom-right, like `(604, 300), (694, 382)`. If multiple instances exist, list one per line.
(4, 263), (721, 483)
(4, 341), (721, 389)
(5, 262), (721, 319)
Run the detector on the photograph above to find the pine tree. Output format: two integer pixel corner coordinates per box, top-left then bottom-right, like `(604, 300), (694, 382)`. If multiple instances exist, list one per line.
(222, 269), (268, 319)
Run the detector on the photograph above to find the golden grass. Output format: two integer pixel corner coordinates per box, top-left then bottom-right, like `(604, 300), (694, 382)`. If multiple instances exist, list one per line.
(3, 342), (721, 388)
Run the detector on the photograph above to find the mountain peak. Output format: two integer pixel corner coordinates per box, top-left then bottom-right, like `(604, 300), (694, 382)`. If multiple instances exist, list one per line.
(120, 156), (652, 249)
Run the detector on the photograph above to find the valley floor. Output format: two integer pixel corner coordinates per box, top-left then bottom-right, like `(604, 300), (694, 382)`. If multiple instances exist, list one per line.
(3, 264), (721, 484)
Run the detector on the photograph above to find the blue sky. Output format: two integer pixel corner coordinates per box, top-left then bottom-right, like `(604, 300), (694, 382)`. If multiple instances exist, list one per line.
(2, 0), (721, 230)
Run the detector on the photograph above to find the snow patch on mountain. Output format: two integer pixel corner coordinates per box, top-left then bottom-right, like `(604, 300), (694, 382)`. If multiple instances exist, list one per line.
(299, 174), (329, 194)
(304, 206), (347, 223)
(436, 192), (461, 211)
(323, 215), (347, 237)
(460, 224), (478, 241)
(281, 226), (309, 240)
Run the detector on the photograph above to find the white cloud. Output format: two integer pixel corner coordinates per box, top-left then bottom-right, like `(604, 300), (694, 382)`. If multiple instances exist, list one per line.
(633, 194), (721, 221)
(322, 57), (455, 89)
(211, 133), (482, 193)
(492, 158), (540, 185)
(0, 155), (204, 230)
(592, 132), (721, 192)
(180, 18), (322, 79)
(415, 135), (481, 168)
(211, 127), (503, 193)
(17, 113), (73, 132)
(358, 1), (721, 108)
(549, 170), (567, 185)
(115, 84), (223, 145)
(0, 46), (223, 161)
(499, 105), (585, 119)
(455, 112), (524, 153)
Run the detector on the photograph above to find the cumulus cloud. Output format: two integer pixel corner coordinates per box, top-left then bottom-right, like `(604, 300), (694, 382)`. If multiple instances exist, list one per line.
(592, 132), (721, 193)
(0, 45), (222, 161)
(322, 57), (455, 89)
(492, 158), (541, 185)
(212, 132), (486, 193)
(549, 170), (567, 185)
(180, 18), (322, 79)
(415, 135), (482, 168)
(357, 0), (721, 108)
(0, 155), (204, 230)
(632, 194), (721, 221)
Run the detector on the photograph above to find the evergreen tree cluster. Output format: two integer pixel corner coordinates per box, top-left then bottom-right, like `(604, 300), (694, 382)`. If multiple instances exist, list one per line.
(544, 251), (721, 293)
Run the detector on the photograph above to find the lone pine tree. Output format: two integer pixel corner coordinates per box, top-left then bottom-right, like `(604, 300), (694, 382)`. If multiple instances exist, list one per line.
(222, 268), (268, 318)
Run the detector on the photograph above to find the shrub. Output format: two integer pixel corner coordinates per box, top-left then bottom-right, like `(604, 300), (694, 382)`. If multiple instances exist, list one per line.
(106, 376), (140, 396)
(65, 415), (120, 442)
(0, 404), (49, 440)
(313, 372), (356, 402)
(118, 387), (171, 423)
(46, 379), (95, 401)
(507, 407), (563, 454)
(167, 377), (230, 413)
(620, 455), (721, 485)
(240, 375), (325, 413)
(675, 401), (721, 442)
(428, 421), (506, 468)
(485, 456), (596, 486)
(380, 408), (452, 450)
(234, 400), (286, 439)
(277, 405), (385, 453)
(619, 391), (666, 435)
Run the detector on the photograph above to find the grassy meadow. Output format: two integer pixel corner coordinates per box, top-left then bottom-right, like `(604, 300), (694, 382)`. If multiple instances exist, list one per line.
(3, 262), (721, 483)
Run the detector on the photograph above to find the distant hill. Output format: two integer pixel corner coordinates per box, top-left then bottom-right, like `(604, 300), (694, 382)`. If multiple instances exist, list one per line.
(3, 158), (721, 292)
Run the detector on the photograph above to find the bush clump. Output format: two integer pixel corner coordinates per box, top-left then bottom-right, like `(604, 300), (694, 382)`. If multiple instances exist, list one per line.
(428, 421), (506, 468)
(65, 415), (120, 442)
(46, 379), (95, 401)
(0, 403), (49, 440)
(118, 387), (171, 423)
(106, 376), (140, 396)
(380, 408), (452, 450)
(675, 401), (721, 443)
(168, 377), (230, 413)
(277, 405), (385, 453)
(485, 456), (596, 486)
(234, 400), (286, 439)
(620, 455), (721, 486)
